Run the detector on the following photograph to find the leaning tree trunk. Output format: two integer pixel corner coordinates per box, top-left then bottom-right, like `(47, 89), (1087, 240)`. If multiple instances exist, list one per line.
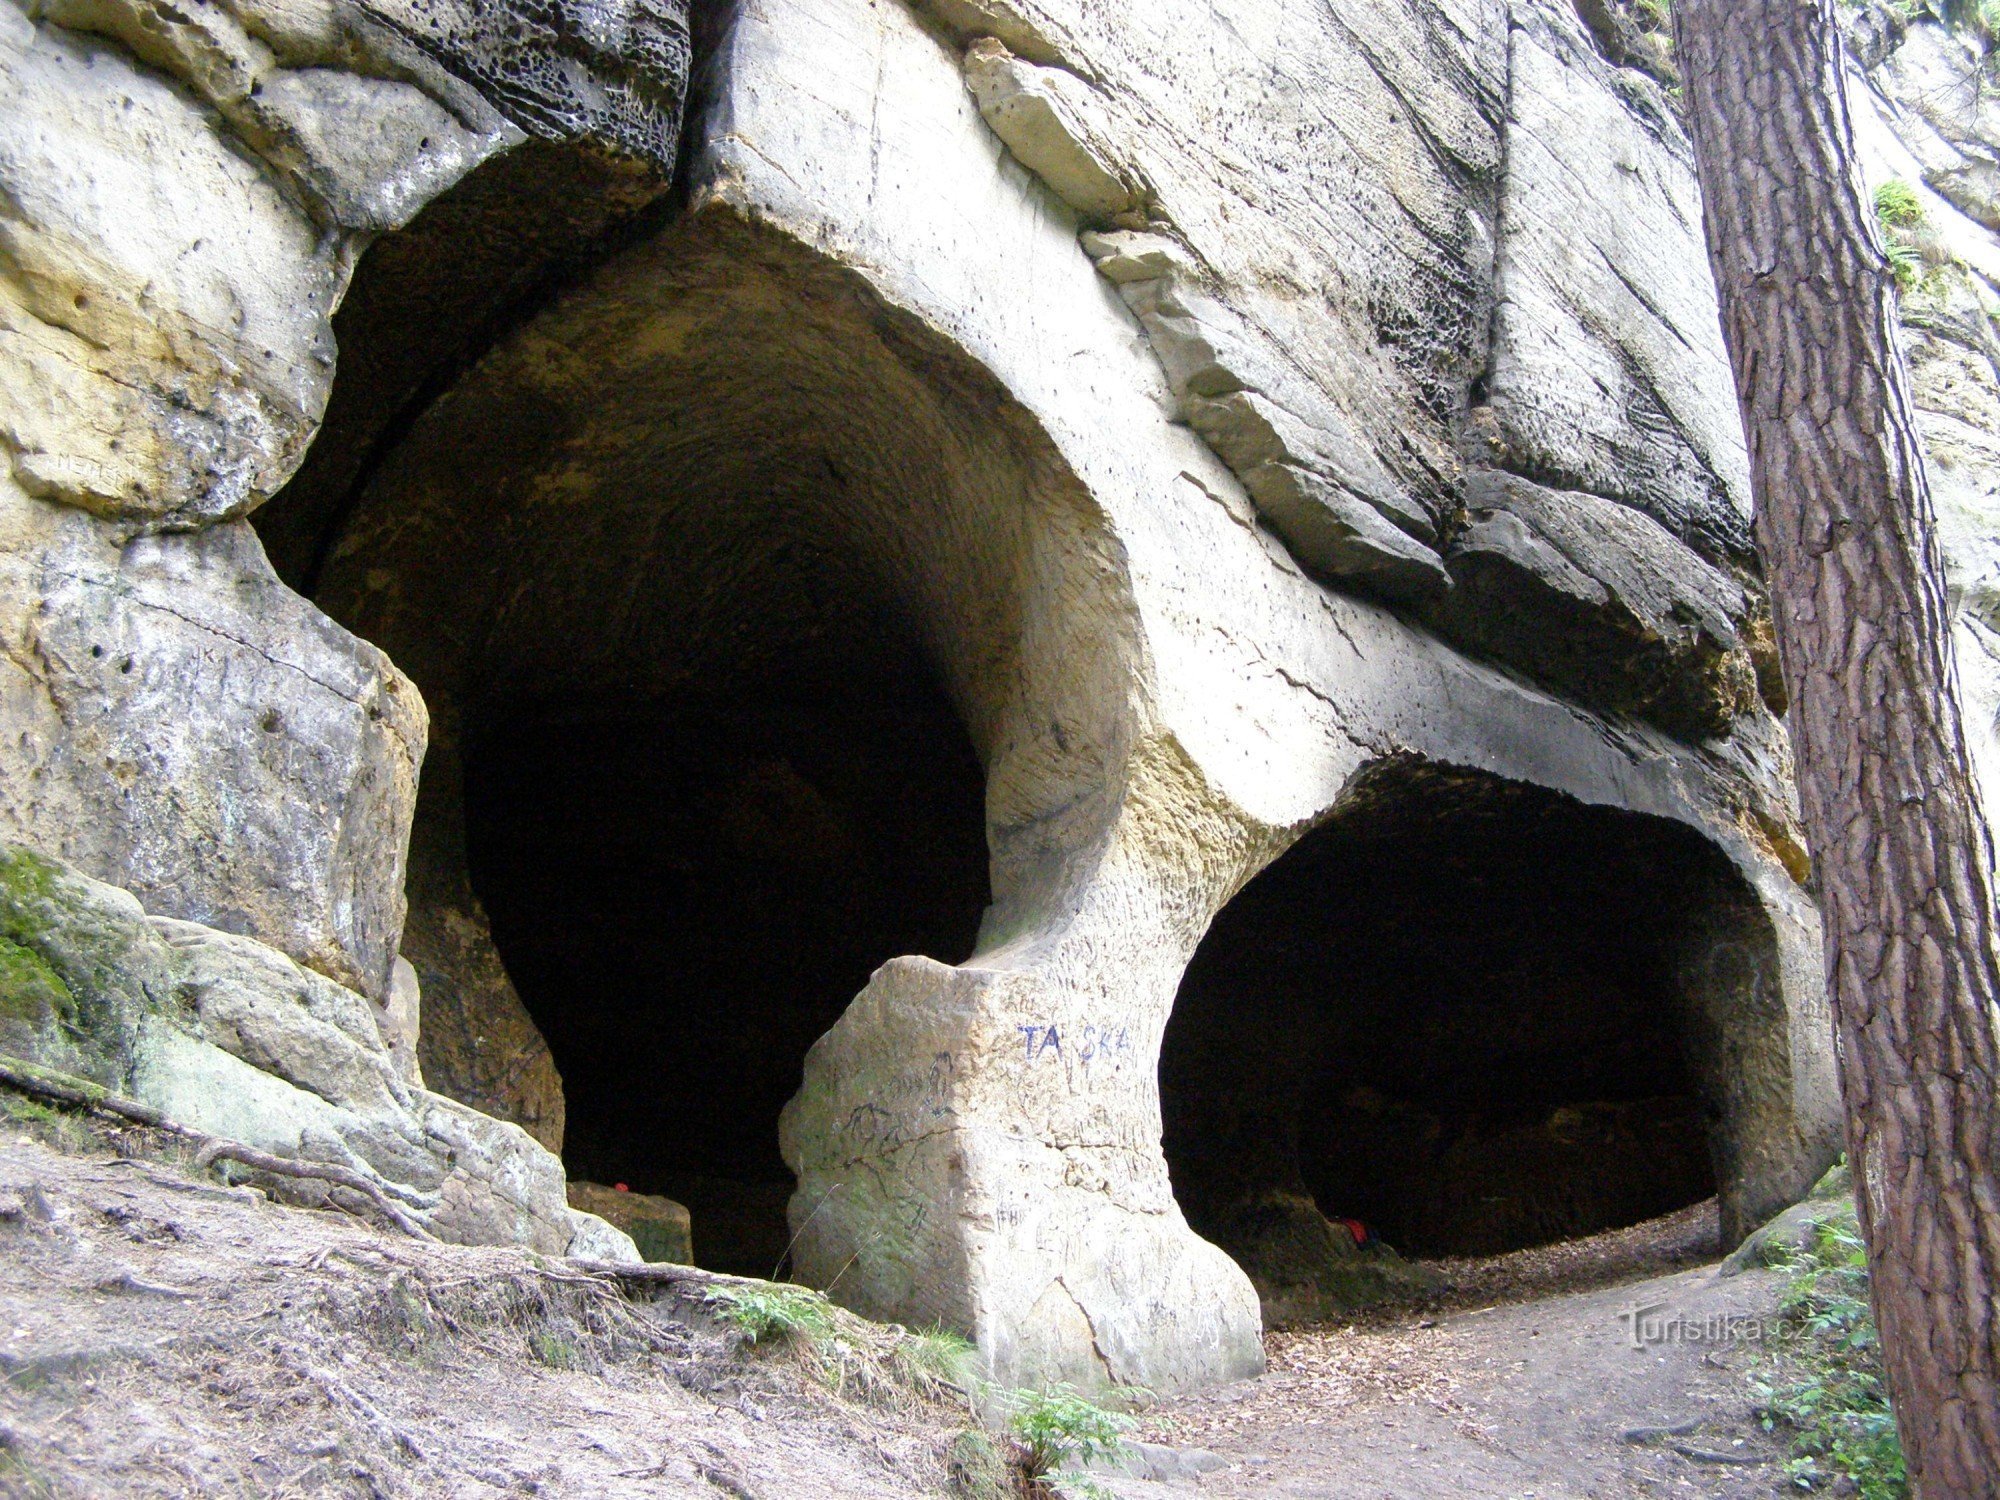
(1673, 1), (2000, 1491)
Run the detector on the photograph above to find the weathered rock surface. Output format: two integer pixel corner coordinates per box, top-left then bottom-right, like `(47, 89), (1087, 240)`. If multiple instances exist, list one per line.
(568, 1180), (693, 1264)
(404, 882), (568, 1153)
(965, 39), (1145, 225)
(1436, 471), (1759, 737)
(0, 493), (424, 1000)
(926, 0), (1498, 599)
(0, 0), (692, 1004)
(689, 0), (1837, 1390)
(1486, 0), (1753, 565)
(0, 839), (634, 1258)
(0, 0), (1907, 1398)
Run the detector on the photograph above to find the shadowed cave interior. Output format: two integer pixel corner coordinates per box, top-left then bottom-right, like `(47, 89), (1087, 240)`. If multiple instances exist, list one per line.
(242, 138), (1030, 1279)
(460, 673), (990, 1277)
(1162, 762), (1728, 1290)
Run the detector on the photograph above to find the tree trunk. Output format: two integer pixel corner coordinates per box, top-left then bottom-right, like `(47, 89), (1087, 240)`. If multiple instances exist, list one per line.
(1672, 1), (2000, 1491)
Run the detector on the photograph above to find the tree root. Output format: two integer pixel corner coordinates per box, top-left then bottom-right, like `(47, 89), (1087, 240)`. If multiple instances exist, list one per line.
(1618, 1416), (1702, 1443)
(566, 1256), (746, 1290)
(1667, 1441), (1766, 1466)
(0, 1052), (436, 1241)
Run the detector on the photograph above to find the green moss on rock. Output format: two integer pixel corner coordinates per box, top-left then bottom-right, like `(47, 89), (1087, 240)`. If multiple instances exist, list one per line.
(0, 842), (172, 1086)
(0, 936), (76, 1029)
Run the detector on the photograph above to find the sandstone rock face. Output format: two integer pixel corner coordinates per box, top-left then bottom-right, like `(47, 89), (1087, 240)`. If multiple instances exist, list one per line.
(0, 841), (635, 1258)
(25, 0), (1984, 1399)
(404, 878), (568, 1154)
(1484, 0), (1753, 565)
(1436, 471), (1759, 738)
(0, 493), (424, 1000)
(0, 0), (691, 999)
(682, 0), (1840, 1390)
(915, 0), (1503, 601)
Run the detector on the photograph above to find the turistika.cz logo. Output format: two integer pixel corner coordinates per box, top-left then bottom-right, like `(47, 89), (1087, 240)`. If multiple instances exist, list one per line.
(1616, 1300), (1775, 1349)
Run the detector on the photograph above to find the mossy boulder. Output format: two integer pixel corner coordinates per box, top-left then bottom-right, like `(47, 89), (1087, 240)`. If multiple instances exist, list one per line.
(1198, 1188), (1440, 1328)
(0, 843), (169, 1085)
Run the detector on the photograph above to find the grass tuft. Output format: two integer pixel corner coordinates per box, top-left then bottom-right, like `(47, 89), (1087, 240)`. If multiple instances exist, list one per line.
(895, 1325), (977, 1394)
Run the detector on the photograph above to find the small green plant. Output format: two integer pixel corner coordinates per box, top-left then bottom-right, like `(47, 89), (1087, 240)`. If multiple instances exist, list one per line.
(703, 1281), (835, 1346)
(1008, 1384), (1137, 1496)
(1886, 236), (1927, 291)
(1873, 179), (1933, 293)
(1752, 1208), (1908, 1498)
(1874, 178), (1926, 230)
(1633, 0), (1671, 32)
(528, 1329), (579, 1369)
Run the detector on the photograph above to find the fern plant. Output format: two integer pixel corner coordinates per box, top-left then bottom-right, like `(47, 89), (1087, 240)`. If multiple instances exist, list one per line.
(702, 1282), (835, 1345)
(1752, 1212), (1908, 1499)
(1008, 1384), (1137, 1496)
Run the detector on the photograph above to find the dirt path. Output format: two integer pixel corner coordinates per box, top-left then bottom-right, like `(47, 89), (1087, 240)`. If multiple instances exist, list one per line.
(1128, 1206), (1797, 1499)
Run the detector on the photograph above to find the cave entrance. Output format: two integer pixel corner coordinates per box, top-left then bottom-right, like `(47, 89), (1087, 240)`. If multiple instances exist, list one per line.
(1162, 761), (1740, 1324)
(251, 149), (1017, 1278)
(462, 663), (989, 1277)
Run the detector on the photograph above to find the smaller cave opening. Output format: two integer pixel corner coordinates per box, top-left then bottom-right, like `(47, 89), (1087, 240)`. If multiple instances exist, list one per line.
(462, 662), (991, 1276)
(1162, 763), (1729, 1317)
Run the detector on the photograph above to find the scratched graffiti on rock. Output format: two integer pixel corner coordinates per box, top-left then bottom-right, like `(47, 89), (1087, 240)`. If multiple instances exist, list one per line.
(838, 1052), (955, 1153)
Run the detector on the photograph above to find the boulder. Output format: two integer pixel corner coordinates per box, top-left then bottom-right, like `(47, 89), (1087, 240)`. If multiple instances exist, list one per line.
(1721, 1161), (1855, 1276)
(1193, 1189), (1439, 1330)
(568, 1181), (694, 1265)
(0, 840), (632, 1260)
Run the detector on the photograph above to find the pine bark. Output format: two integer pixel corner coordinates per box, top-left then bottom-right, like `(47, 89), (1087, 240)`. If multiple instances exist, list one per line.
(1671, 2), (2000, 1491)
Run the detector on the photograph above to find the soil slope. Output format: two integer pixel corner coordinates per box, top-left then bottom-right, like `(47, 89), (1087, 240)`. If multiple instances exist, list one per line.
(0, 1121), (1805, 1499)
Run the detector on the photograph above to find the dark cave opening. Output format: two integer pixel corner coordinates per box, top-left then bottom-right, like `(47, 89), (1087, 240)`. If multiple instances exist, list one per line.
(1162, 763), (1726, 1280)
(462, 664), (991, 1276)
(247, 140), (1052, 1281)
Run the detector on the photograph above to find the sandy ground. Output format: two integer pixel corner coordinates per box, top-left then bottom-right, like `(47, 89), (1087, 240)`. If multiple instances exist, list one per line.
(0, 1119), (1805, 1499)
